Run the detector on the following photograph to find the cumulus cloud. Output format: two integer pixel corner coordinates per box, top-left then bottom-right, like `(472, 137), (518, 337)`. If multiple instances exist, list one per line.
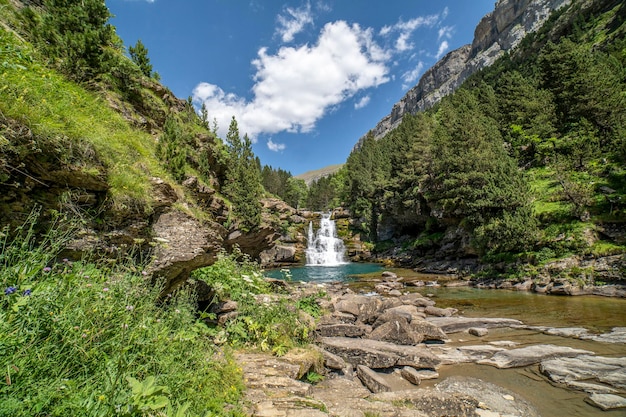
(267, 139), (286, 152)
(276, 2), (314, 43)
(354, 95), (370, 109)
(401, 61), (424, 89)
(435, 40), (449, 59)
(193, 21), (389, 140)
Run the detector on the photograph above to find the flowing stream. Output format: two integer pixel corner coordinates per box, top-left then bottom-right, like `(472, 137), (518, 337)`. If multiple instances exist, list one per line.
(266, 265), (626, 416)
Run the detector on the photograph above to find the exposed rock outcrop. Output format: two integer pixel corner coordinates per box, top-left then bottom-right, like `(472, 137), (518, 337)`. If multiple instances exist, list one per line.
(355, 0), (571, 147)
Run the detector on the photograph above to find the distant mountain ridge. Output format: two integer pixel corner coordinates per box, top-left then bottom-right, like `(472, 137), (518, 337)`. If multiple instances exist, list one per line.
(295, 164), (343, 185)
(355, 0), (571, 148)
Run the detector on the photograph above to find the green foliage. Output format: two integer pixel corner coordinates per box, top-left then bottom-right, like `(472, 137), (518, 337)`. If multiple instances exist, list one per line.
(128, 39), (153, 78)
(26, 0), (118, 82)
(193, 250), (315, 353)
(0, 216), (244, 417)
(222, 117), (263, 231)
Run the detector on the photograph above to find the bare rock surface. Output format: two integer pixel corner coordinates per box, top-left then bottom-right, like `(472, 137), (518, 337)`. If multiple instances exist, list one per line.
(320, 336), (441, 369)
(435, 376), (541, 417)
(586, 393), (626, 411)
(540, 355), (626, 392)
(478, 344), (595, 368)
(427, 316), (523, 333)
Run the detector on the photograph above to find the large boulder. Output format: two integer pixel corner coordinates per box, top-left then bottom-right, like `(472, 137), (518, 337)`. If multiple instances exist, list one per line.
(149, 210), (224, 296)
(368, 317), (425, 345)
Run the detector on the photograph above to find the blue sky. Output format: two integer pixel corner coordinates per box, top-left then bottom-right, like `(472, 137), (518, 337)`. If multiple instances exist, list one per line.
(106, 0), (495, 175)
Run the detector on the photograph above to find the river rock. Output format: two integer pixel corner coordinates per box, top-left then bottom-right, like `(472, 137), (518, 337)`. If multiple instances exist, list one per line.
(372, 309), (413, 327)
(584, 327), (626, 344)
(334, 294), (383, 324)
(586, 393), (626, 411)
(316, 323), (367, 338)
(320, 336), (440, 369)
(427, 317), (523, 333)
(368, 317), (425, 345)
(410, 318), (449, 342)
(469, 327), (489, 337)
(371, 389), (479, 417)
(387, 305), (426, 322)
(435, 376), (541, 417)
(478, 344), (595, 368)
(400, 366), (422, 385)
(424, 305), (457, 317)
(540, 355), (626, 392)
(399, 292), (436, 307)
(357, 365), (392, 393)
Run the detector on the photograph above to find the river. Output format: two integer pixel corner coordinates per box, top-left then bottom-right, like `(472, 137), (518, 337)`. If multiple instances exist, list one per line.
(266, 264), (626, 416)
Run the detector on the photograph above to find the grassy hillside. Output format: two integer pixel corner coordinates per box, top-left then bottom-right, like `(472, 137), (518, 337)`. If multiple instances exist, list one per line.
(295, 164), (344, 186)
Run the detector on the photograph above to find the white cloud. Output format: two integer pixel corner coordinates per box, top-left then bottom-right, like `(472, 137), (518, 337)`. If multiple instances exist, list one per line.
(438, 25), (454, 40)
(354, 95), (370, 109)
(380, 14), (440, 52)
(193, 21), (389, 140)
(401, 61), (424, 89)
(435, 40), (449, 59)
(276, 2), (314, 43)
(267, 139), (286, 152)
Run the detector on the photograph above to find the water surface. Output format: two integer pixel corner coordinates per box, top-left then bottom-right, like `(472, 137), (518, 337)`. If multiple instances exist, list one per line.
(264, 263), (383, 283)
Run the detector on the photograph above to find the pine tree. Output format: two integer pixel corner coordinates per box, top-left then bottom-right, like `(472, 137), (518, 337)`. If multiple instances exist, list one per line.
(128, 39), (153, 78)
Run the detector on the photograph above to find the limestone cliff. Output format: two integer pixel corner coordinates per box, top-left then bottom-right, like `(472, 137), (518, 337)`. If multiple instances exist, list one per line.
(356, 0), (571, 147)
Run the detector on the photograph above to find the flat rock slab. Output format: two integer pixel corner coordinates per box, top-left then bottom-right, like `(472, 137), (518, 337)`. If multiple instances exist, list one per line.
(427, 317), (523, 333)
(540, 355), (626, 392)
(436, 376), (541, 417)
(586, 393), (626, 411)
(478, 344), (594, 368)
(320, 336), (441, 369)
(371, 388), (479, 417)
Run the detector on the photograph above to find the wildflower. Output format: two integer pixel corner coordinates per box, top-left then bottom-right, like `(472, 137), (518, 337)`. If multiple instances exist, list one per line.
(125, 305), (134, 311)
(175, 309), (181, 314)
(73, 326), (79, 330)
(81, 333), (87, 338)
(43, 267), (52, 273)
(102, 287), (109, 292)
(141, 270), (148, 276)
(4, 287), (17, 295)
(22, 289), (31, 296)
(121, 323), (128, 329)
(86, 283), (92, 287)
(62, 258), (69, 263)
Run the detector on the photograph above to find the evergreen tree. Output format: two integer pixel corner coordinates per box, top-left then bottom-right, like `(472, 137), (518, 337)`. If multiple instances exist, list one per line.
(222, 118), (262, 231)
(128, 39), (153, 78)
(31, 0), (117, 81)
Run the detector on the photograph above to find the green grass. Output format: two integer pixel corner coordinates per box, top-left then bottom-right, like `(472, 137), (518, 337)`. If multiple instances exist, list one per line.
(0, 215), (245, 416)
(0, 28), (167, 212)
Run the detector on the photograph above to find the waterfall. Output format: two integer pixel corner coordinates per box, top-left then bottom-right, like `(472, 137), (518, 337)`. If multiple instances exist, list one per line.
(305, 213), (347, 266)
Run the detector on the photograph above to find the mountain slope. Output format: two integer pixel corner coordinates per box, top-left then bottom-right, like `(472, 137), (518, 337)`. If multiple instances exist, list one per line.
(355, 0), (571, 148)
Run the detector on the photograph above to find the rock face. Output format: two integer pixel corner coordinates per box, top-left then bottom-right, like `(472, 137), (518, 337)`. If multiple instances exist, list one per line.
(355, 0), (571, 147)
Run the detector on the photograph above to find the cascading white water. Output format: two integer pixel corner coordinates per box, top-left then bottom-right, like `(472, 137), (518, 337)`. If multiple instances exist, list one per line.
(305, 213), (347, 266)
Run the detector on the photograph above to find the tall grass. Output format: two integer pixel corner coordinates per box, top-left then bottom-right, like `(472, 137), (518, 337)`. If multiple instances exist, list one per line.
(0, 28), (166, 211)
(0, 215), (244, 416)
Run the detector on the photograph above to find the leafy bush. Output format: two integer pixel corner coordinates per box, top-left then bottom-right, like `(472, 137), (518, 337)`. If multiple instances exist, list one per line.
(0, 217), (244, 416)
(193, 250), (315, 355)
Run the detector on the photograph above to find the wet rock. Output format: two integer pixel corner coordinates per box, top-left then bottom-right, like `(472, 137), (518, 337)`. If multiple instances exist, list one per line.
(398, 293), (436, 307)
(584, 327), (626, 344)
(478, 344), (594, 368)
(469, 327), (489, 337)
(320, 336), (440, 370)
(357, 365), (392, 393)
(430, 345), (506, 365)
(586, 393), (626, 411)
(427, 317), (523, 333)
(424, 305), (457, 317)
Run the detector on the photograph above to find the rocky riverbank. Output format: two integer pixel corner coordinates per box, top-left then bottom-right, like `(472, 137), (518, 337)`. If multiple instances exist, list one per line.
(231, 273), (626, 416)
